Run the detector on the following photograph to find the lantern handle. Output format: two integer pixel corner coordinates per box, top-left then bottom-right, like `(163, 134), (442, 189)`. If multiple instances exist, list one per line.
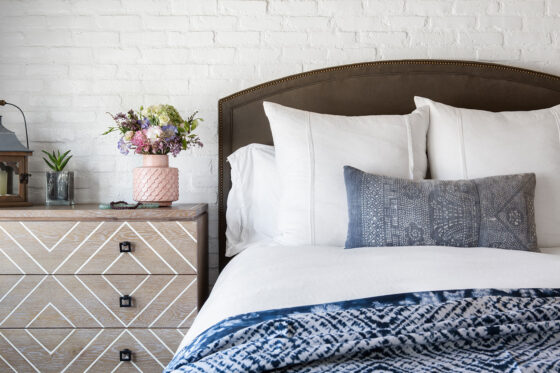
(0, 100), (29, 149)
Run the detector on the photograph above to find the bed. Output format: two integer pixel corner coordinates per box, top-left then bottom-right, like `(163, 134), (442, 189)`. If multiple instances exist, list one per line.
(166, 60), (560, 372)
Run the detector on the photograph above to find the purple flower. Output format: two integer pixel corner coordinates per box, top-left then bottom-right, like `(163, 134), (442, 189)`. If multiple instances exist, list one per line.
(139, 117), (150, 129)
(118, 137), (129, 155)
(168, 138), (182, 156)
(111, 111), (141, 131)
(161, 125), (178, 140)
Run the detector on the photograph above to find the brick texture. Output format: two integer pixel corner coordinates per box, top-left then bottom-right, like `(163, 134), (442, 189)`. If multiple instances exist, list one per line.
(1, 0), (558, 283)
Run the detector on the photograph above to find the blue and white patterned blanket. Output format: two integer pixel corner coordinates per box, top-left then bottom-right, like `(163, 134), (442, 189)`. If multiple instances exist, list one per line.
(165, 288), (560, 372)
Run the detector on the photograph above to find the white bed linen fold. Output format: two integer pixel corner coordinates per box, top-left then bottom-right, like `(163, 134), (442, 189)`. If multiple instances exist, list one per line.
(179, 244), (560, 352)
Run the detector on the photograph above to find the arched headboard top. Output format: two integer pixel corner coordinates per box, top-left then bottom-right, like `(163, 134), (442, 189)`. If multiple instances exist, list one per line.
(218, 59), (560, 270)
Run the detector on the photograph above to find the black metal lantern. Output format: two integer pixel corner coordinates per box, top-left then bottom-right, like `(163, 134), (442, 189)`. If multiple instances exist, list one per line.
(0, 100), (32, 207)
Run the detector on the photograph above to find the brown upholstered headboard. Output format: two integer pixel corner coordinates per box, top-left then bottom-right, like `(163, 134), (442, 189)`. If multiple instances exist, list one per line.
(218, 59), (560, 271)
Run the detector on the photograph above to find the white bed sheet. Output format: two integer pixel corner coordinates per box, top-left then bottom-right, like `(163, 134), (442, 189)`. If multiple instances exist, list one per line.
(179, 244), (560, 352)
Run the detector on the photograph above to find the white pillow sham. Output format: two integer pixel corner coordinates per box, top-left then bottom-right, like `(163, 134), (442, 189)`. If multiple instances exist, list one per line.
(415, 96), (560, 248)
(226, 144), (279, 256)
(264, 102), (430, 247)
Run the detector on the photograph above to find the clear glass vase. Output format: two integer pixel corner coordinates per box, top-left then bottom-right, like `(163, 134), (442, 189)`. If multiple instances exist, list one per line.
(46, 171), (74, 206)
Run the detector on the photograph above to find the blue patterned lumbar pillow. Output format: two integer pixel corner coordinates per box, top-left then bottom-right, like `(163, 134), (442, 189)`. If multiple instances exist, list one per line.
(344, 166), (538, 251)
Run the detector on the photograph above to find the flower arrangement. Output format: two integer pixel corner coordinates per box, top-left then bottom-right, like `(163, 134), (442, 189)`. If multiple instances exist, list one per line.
(104, 104), (203, 156)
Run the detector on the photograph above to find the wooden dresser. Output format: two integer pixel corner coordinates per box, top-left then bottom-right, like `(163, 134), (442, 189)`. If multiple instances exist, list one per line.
(0, 204), (208, 372)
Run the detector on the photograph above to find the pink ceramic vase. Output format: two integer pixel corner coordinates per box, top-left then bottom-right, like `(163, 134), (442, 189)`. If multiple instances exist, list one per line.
(133, 155), (178, 206)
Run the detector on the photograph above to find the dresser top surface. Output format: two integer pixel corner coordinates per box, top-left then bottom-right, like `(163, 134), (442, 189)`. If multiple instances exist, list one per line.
(0, 203), (208, 221)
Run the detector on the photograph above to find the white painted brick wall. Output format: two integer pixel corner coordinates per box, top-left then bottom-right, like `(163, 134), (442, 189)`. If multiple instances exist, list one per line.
(1, 0), (559, 283)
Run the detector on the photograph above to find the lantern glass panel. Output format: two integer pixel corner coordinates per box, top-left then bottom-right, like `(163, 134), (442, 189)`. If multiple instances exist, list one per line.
(0, 153), (31, 206)
(0, 160), (20, 196)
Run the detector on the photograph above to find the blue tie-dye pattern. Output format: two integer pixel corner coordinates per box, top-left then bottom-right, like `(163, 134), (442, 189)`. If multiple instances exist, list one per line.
(165, 288), (560, 372)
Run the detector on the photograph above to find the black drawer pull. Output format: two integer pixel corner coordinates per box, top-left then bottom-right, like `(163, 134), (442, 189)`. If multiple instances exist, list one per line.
(119, 241), (132, 253)
(119, 295), (132, 307)
(120, 349), (132, 361)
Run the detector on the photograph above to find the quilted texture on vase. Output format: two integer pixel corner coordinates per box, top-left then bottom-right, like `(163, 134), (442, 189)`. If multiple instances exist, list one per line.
(133, 155), (178, 206)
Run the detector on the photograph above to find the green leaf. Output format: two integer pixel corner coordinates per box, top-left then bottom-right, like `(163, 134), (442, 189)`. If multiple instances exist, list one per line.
(60, 150), (71, 162)
(58, 155), (72, 171)
(42, 158), (55, 171)
(42, 150), (58, 166)
(102, 127), (117, 135)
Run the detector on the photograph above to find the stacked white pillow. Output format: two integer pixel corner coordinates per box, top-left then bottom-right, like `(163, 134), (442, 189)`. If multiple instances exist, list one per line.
(263, 102), (430, 247)
(226, 144), (279, 256)
(415, 97), (560, 248)
(226, 99), (560, 253)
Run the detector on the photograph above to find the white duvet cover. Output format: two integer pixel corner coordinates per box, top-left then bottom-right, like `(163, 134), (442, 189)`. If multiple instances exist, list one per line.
(179, 244), (560, 352)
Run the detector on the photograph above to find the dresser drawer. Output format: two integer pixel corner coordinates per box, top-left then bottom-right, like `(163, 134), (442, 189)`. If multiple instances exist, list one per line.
(0, 205), (207, 372)
(0, 221), (199, 275)
(0, 328), (185, 373)
(0, 275), (198, 328)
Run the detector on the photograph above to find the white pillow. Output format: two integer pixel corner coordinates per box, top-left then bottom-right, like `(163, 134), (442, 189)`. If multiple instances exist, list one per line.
(226, 144), (279, 256)
(415, 96), (560, 248)
(263, 102), (430, 247)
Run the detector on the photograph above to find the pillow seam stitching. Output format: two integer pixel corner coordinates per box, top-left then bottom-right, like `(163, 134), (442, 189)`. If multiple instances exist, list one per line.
(306, 111), (316, 245)
(456, 108), (468, 179)
(404, 115), (414, 179)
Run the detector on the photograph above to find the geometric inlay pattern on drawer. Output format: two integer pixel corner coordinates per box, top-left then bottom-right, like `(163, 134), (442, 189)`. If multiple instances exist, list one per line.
(0, 328), (185, 373)
(0, 221), (198, 275)
(0, 275), (198, 328)
(0, 205), (207, 373)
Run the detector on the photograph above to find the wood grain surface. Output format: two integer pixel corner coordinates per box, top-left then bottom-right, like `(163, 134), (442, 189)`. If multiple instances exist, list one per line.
(0, 328), (186, 372)
(0, 205), (208, 372)
(0, 275), (197, 328)
(0, 203), (207, 221)
(0, 220), (199, 275)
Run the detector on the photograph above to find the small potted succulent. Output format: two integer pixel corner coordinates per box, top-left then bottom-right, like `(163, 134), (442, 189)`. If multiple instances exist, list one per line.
(42, 149), (74, 205)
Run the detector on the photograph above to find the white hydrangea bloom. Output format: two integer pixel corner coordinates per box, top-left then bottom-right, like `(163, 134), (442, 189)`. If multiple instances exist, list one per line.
(158, 113), (170, 125)
(145, 126), (163, 141)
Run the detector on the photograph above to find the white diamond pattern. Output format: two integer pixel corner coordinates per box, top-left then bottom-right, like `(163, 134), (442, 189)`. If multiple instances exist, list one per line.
(26, 303), (75, 328)
(26, 329), (76, 356)
(0, 219), (200, 372)
(19, 222), (80, 253)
